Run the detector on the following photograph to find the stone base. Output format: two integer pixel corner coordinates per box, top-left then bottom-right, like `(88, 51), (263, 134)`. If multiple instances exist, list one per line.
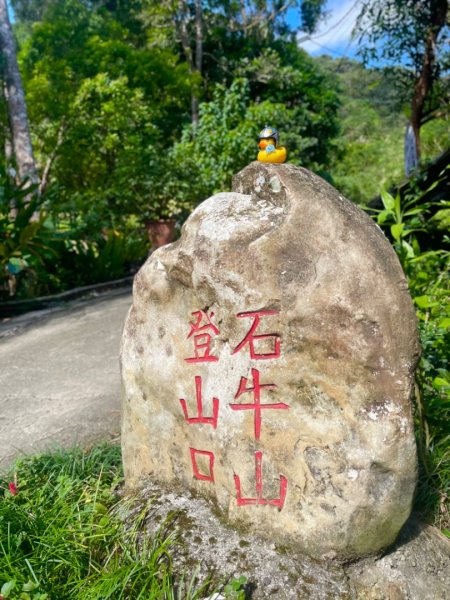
(126, 480), (450, 600)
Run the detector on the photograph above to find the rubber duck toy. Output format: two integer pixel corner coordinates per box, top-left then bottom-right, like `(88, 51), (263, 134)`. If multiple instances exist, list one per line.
(257, 126), (287, 163)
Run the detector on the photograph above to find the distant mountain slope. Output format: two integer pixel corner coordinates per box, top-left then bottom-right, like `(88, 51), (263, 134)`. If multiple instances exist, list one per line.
(315, 56), (449, 204)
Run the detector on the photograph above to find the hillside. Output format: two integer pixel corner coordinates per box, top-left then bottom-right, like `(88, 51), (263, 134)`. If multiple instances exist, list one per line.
(316, 56), (449, 205)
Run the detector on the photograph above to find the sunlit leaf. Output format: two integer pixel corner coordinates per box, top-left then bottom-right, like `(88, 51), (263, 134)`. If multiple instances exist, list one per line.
(414, 295), (440, 308)
(391, 222), (404, 240)
(380, 189), (395, 211)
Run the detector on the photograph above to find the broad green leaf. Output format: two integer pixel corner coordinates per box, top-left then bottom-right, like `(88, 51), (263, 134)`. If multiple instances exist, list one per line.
(390, 222), (404, 241)
(433, 377), (450, 388)
(19, 223), (41, 246)
(380, 189), (395, 211)
(402, 240), (415, 258)
(414, 295), (439, 309)
(1, 581), (16, 597)
(438, 318), (450, 329)
(377, 209), (390, 224)
(22, 581), (38, 592)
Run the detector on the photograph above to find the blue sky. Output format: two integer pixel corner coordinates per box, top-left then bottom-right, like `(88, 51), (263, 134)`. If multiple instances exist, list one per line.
(292, 0), (362, 61)
(8, 0), (363, 62)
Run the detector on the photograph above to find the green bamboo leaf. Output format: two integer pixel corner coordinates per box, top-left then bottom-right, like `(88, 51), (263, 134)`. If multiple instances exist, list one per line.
(394, 192), (401, 219)
(438, 318), (450, 329)
(403, 208), (424, 216)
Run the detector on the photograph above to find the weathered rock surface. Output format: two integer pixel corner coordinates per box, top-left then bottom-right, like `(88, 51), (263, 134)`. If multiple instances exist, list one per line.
(121, 162), (420, 561)
(129, 481), (450, 600)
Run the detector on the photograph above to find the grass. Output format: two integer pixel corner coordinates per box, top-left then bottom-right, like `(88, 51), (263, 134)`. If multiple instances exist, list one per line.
(0, 444), (216, 600)
(414, 309), (450, 535)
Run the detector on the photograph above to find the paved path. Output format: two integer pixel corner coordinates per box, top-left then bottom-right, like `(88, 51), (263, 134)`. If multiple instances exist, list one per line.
(0, 289), (132, 471)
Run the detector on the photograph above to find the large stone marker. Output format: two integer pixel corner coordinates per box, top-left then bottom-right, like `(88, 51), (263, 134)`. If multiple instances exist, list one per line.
(121, 162), (420, 561)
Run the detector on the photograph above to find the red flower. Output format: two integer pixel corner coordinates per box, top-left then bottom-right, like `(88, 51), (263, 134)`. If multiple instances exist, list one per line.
(8, 482), (17, 496)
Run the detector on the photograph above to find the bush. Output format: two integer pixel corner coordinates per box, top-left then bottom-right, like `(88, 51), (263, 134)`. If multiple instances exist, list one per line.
(372, 182), (449, 533)
(0, 166), (148, 301)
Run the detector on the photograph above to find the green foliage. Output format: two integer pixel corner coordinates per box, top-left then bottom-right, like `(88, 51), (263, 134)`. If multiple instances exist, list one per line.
(168, 70), (338, 206)
(15, 0), (192, 226)
(372, 181), (449, 530)
(354, 0), (449, 72)
(50, 74), (156, 223)
(223, 575), (247, 600)
(0, 444), (211, 599)
(331, 103), (405, 203)
(10, 0), (340, 227)
(0, 167), (147, 300)
(318, 57), (449, 204)
(0, 168), (59, 299)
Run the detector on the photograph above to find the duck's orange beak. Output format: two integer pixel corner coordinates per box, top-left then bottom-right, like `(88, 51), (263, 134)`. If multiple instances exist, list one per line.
(258, 138), (274, 149)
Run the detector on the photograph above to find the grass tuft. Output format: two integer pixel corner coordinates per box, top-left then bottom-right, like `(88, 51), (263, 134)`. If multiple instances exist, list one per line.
(0, 444), (210, 599)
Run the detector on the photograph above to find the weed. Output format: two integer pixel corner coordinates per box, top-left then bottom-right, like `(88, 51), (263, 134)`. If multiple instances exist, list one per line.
(0, 444), (209, 599)
(372, 182), (449, 531)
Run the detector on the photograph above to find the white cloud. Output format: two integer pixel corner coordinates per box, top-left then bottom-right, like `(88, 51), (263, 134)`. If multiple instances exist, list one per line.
(298, 0), (361, 56)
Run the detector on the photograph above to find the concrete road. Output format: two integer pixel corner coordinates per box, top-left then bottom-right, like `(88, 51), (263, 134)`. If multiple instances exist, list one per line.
(0, 289), (132, 471)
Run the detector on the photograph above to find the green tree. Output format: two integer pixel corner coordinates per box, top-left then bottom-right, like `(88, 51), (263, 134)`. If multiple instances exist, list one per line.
(354, 0), (450, 159)
(140, 0), (329, 123)
(16, 0), (192, 217)
(48, 74), (157, 228)
(167, 73), (338, 206)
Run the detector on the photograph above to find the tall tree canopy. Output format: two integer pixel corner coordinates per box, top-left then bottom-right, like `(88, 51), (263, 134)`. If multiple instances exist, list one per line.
(355, 0), (450, 159)
(2, 0), (340, 228)
(140, 0), (328, 122)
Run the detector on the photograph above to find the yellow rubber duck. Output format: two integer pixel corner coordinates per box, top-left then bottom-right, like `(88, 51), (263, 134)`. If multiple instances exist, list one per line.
(257, 126), (287, 163)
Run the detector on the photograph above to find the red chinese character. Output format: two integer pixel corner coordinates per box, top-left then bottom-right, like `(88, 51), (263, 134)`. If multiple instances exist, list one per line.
(190, 448), (215, 482)
(180, 376), (219, 428)
(229, 368), (288, 440)
(185, 310), (220, 363)
(234, 451), (288, 510)
(232, 310), (281, 360)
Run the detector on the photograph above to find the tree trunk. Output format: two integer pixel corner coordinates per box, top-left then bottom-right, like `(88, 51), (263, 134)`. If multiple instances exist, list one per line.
(411, 30), (435, 160)
(410, 0), (448, 160)
(0, 0), (38, 185)
(39, 120), (65, 195)
(1, 80), (12, 163)
(192, 0), (203, 127)
(177, 0), (203, 127)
